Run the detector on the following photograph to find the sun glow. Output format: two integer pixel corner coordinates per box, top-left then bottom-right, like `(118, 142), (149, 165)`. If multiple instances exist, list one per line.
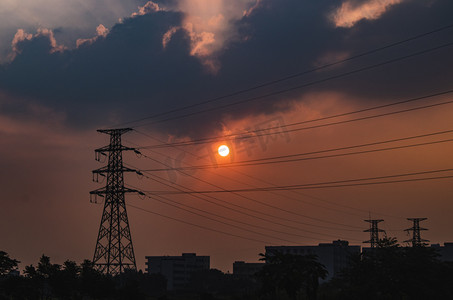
(218, 145), (230, 157)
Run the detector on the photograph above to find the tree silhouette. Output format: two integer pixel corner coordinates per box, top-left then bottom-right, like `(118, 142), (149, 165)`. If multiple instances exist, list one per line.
(328, 237), (453, 299)
(52, 260), (81, 298)
(256, 252), (327, 300)
(0, 251), (19, 275)
(0, 253), (168, 299)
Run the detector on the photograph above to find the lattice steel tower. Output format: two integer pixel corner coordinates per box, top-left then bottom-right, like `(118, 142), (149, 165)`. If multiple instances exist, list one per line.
(90, 128), (142, 275)
(364, 219), (385, 248)
(404, 217), (429, 247)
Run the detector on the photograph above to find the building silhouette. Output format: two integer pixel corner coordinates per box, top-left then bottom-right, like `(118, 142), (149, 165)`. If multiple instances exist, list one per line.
(431, 243), (453, 261)
(265, 240), (360, 281)
(233, 261), (264, 279)
(145, 253), (210, 290)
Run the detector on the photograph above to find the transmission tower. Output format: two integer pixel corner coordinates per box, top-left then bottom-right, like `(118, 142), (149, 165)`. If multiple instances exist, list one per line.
(90, 128), (143, 275)
(363, 219), (385, 248)
(404, 218), (429, 247)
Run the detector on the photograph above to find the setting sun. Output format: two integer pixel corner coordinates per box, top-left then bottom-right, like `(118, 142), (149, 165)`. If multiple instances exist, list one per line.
(218, 144), (230, 157)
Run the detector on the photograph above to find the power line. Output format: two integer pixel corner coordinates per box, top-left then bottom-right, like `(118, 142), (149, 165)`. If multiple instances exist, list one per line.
(129, 136), (450, 223)
(133, 42), (453, 127)
(193, 147), (404, 220)
(140, 194), (299, 244)
(142, 137), (453, 171)
(137, 142), (378, 218)
(126, 131), (374, 234)
(128, 170), (360, 240)
(139, 91), (453, 149)
(217, 157), (372, 218)
(132, 126), (438, 219)
(127, 203), (277, 245)
(136, 140), (397, 219)
(145, 168), (453, 194)
(140, 192), (350, 242)
(155, 175), (453, 193)
(232, 129), (453, 163)
(146, 192), (358, 239)
(127, 99), (453, 223)
(136, 134), (451, 220)
(127, 161), (363, 235)
(115, 23), (453, 127)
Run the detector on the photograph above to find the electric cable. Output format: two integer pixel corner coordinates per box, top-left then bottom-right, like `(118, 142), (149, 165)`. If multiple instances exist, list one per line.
(138, 145), (371, 219)
(139, 91), (453, 149)
(128, 203), (278, 245)
(144, 168), (453, 194)
(145, 191), (355, 240)
(142, 137), (453, 171)
(125, 161), (364, 237)
(133, 42), (453, 127)
(114, 23), (453, 127)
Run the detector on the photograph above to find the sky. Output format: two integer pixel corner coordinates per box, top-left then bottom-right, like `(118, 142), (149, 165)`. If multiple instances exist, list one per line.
(1, 0), (453, 273)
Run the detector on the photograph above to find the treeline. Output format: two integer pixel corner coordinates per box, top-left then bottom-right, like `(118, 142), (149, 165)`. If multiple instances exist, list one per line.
(0, 252), (166, 299)
(323, 238), (453, 299)
(2, 238), (453, 300)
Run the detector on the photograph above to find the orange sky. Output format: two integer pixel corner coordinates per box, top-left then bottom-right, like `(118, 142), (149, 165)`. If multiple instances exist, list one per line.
(1, 0), (453, 273)
(2, 91), (452, 272)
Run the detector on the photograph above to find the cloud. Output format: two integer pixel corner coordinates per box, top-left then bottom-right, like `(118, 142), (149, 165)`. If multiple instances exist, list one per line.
(331, 0), (405, 28)
(35, 28), (66, 53)
(166, 0), (258, 71)
(1, 0), (255, 69)
(0, 0), (452, 140)
(76, 25), (109, 48)
(0, 0), (144, 56)
(131, 1), (162, 17)
(9, 28), (65, 61)
(243, 0), (263, 17)
(9, 29), (33, 60)
(162, 26), (180, 49)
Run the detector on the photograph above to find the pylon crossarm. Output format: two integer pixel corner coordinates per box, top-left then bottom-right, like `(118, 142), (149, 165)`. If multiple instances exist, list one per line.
(95, 145), (136, 153)
(90, 187), (141, 196)
(93, 166), (137, 174)
(97, 128), (133, 134)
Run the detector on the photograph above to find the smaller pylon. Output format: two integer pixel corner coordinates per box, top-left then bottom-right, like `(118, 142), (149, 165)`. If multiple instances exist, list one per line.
(404, 218), (429, 247)
(364, 219), (385, 248)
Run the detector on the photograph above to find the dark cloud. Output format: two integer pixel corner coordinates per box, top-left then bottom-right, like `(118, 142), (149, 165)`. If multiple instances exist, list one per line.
(220, 0), (453, 103)
(318, 0), (453, 99)
(0, 11), (203, 127)
(0, 0), (452, 138)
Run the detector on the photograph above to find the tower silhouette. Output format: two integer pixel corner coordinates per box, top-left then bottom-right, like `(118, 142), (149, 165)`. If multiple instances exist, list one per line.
(363, 219), (385, 248)
(90, 128), (142, 275)
(404, 218), (429, 247)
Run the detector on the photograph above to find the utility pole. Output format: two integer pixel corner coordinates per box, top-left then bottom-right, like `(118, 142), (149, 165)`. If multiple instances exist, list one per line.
(363, 219), (385, 248)
(404, 218), (429, 247)
(90, 128), (143, 275)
